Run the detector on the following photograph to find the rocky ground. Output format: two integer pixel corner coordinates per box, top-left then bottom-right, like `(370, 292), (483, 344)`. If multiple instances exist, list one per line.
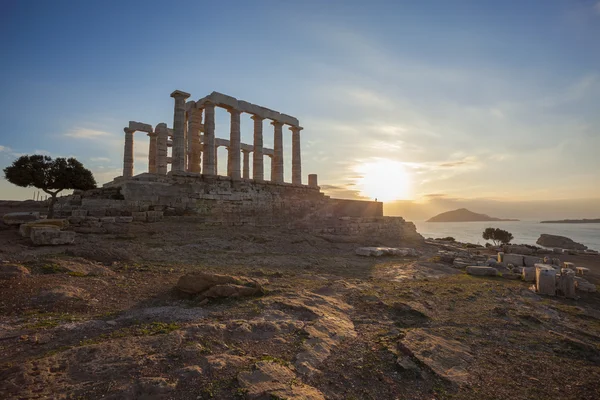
(1, 215), (600, 399)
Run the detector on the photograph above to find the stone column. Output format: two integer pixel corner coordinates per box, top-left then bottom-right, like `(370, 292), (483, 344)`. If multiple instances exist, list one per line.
(187, 108), (202, 173)
(290, 126), (302, 185)
(202, 102), (216, 175)
(251, 115), (264, 181)
(155, 123), (168, 175)
(227, 109), (241, 180)
(267, 154), (275, 182)
(123, 128), (134, 178)
(242, 150), (250, 179)
(147, 131), (158, 173)
(308, 174), (318, 188)
(271, 121), (284, 183)
(170, 90), (190, 172)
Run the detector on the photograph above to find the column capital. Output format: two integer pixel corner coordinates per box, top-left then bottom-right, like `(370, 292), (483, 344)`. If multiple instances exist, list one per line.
(270, 120), (284, 127)
(227, 108), (242, 116)
(251, 115), (264, 121)
(124, 128), (135, 134)
(289, 126), (304, 133)
(170, 90), (191, 99)
(147, 131), (158, 137)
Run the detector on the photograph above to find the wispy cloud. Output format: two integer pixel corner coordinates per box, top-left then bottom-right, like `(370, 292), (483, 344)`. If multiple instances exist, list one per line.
(90, 157), (111, 162)
(64, 127), (112, 139)
(0, 145), (9, 153)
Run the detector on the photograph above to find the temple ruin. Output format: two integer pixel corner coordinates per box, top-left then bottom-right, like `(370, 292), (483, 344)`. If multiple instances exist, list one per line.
(54, 90), (422, 246)
(119, 90), (309, 186)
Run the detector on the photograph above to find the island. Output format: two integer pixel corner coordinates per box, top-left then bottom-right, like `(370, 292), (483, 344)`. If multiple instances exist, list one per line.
(540, 219), (600, 224)
(426, 208), (519, 222)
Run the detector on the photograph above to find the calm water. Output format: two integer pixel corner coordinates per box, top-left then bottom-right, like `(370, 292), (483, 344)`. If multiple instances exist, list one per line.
(413, 220), (600, 251)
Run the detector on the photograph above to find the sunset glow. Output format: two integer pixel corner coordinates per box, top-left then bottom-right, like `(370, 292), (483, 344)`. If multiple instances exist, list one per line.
(355, 159), (411, 202)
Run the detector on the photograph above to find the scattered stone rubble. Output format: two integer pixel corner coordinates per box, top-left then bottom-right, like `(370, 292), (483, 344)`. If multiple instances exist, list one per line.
(355, 247), (420, 257)
(175, 272), (265, 300)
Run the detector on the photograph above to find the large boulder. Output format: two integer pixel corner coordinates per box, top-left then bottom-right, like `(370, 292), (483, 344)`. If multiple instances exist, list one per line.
(176, 272), (264, 298)
(30, 229), (76, 245)
(2, 212), (40, 226)
(536, 234), (587, 251)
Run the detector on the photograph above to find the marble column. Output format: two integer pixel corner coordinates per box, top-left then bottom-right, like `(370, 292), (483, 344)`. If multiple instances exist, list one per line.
(147, 131), (158, 174)
(242, 150), (250, 179)
(170, 90), (190, 172)
(251, 115), (264, 181)
(155, 123), (168, 175)
(271, 121), (284, 183)
(123, 128), (134, 178)
(290, 126), (302, 185)
(227, 109), (241, 180)
(202, 102), (216, 175)
(267, 154), (275, 182)
(187, 108), (202, 173)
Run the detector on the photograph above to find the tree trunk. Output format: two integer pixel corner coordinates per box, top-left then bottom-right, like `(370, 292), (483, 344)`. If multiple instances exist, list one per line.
(43, 190), (61, 219)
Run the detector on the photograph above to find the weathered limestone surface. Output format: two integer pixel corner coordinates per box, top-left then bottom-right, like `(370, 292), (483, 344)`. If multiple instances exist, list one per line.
(156, 123), (169, 175)
(2, 212), (40, 225)
(536, 266), (557, 296)
(30, 229), (76, 246)
(123, 128), (134, 178)
(466, 266), (498, 276)
(187, 108), (202, 173)
(503, 254), (524, 266)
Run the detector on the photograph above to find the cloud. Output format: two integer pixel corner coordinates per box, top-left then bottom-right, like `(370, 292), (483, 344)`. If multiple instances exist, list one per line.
(64, 128), (112, 139)
(90, 157), (112, 162)
(595, 1), (600, 15)
(0, 145), (9, 152)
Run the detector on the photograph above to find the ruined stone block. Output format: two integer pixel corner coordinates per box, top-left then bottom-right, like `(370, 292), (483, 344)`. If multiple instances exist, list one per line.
(2, 212), (40, 225)
(100, 217), (116, 223)
(465, 266), (498, 276)
(146, 211), (163, 223)
(132, 212), (147, 222)
(116, 216), (133, 223)
(19, 220), (67, 237)
(524, 256), (543, 267)
(30, 229), (76, 245)
(503, 254), (524, 267)
(71, 210), (88, 217)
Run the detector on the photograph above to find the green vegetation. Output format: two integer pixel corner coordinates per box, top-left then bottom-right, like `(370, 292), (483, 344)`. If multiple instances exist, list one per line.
(482, 227), (514, 246)
(3, 154), (96, 218)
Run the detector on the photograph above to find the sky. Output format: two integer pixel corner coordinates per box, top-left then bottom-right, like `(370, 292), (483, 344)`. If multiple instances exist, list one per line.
(1, 0), (599, 220)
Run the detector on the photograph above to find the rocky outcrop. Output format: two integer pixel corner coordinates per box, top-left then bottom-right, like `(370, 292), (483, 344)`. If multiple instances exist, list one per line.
(427, 208), (518, 222)
(175, 272), (264, 299)
(0, 264), (30, 279)
(536, 234), (587, 251)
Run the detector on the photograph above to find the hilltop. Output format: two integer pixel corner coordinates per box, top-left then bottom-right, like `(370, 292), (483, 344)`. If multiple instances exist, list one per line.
(427, 208), (519, 223)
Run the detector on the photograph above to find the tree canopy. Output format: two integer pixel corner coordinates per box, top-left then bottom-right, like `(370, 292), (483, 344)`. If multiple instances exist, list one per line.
(3, 155), (96, 217)
(482, 227), (514, 246)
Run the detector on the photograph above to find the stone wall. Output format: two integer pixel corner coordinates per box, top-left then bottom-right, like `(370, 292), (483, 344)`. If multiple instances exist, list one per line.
(55, 172), (423, 245)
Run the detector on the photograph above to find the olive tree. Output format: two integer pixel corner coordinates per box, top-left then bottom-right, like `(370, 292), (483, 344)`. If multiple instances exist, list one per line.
(482, 227), (514, 246)
(3, 155), (96, 218)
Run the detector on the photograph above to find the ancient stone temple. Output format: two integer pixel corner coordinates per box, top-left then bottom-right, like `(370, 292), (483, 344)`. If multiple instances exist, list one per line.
(118, 90), (305, 185)
(56, 90), (422, 246)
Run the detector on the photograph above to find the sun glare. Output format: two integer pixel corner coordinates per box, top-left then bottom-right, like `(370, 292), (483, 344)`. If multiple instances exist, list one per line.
(355, 160), (412, 202)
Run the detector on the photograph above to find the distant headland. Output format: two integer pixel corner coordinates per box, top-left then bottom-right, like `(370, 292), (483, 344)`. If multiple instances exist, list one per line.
(427, 208), (519, 223)
(540, 218), (600, 224)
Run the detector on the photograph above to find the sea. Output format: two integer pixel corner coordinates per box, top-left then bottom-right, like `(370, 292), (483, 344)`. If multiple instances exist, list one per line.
(413, 220), (600, 252)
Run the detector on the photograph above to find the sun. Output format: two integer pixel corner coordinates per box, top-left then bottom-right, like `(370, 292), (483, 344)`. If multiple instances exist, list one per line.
(354, 159), (412, 202)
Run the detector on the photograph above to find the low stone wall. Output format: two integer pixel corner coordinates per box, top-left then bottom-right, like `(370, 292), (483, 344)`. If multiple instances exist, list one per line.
(327, 199), (383, 218)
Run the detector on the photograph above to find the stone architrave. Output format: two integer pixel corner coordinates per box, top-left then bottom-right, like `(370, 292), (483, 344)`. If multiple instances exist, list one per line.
(147, 131), (158, 173)
(290, 126), (302, 185)
(202, 103), (216, 175)
(271, 121), (284, 183)
(252, 115), (264, 181)
(170, 90), (191, 172)
(187, 108), (202, 173)
(155, 123), (169, 175)
(123, 128), (134, 178)
(227, 109), (241, 180)
(242, 149), (251, 179)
